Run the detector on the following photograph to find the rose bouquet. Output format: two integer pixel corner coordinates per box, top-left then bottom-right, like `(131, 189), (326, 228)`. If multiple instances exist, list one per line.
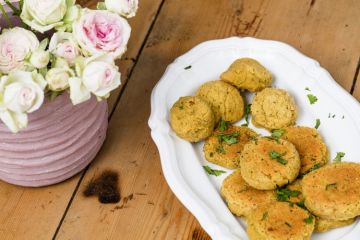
(0, 0), (138, 133)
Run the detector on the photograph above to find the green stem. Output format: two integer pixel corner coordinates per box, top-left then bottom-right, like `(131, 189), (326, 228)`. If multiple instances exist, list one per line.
(0, 3), (13, 28)
(5, 0), (20, 15)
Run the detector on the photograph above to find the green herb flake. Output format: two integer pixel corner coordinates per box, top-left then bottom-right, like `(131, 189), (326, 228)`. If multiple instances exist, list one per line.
(276, 188), (301, 201)
(307, 94), (318, 104)
(184, 65), (192, 70)
(296, 200), (306, 209)
(326, 183), (337, 190)
(305, 87), (311, 91)
(314, 119), (321, 129)
(304, 215), (314, 224)
(218, 119), (230, 132)
(217, 132), (240, 145)
(342, 115), (345, 119)
(261, 212), (268, 221)
(332, 114), (336, 118)
(299, 163), (321, 178)
(333, 152), (345, 163)
(242, 104), (252, 127)
(203, 166), (226, 176)
(216, 146), (225, 154)
(271, 129), (285, 139)
(250, 136), (258, 144)
(179, 105), (184, 110)
(269, 151), (288, 165)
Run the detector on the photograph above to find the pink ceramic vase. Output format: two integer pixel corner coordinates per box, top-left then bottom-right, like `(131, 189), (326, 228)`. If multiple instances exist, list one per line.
(0, 94), (108, 187)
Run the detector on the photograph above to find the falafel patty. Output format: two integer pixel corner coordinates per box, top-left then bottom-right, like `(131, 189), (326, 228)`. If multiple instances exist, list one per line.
(203, 125), (258, 168)
(196, 81), (244, 123)
(315, 217), (356, 233)
(247, 201), (315, 240)
(170, 96), (215, 142)
(251, 88), (298, 130)
(220, 169), (276, 217)
(302, 163), (360, 220)
(220, 58), (273, 92)
(281, 126), (329, 174)
(240, 137), (301, 190)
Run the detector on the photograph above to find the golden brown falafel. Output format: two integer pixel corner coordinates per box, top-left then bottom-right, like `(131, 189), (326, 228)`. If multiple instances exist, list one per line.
(247, 201), (315, 240)
(220, 58), (273, 92)
(240, 137), (301, 190)
(251, 88), (298, 130)
(302, 163), (360, 220)
(203, 124), (258, 168)
(170, 96), (215, 142)
(196, 81), (244, 123)
(281, 126), (329, 174)
(221, 169), (276, 217)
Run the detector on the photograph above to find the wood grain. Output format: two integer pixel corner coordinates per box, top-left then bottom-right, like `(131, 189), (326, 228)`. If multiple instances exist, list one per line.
(56, 0), (360, 239)
(0, 1), (163, 239)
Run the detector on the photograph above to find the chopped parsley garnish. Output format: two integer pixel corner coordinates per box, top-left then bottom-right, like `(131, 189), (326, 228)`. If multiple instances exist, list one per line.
(304, 215), (314, 224)
(271, 129), (285, 139)
(299, 163), (321, 178)
(218, 119), (230, 132)
(332, 114), (336, 118)
(296, 200), (306, 209)
(216, 146), (225, 154)
(241, 104), (252, 127)
(314, 119), (321, 129)
(307, 94), (318, 104)
(333, 152), (345, 163)
(250, 136), (258, 144)
(276, 188), (301, 201)
(269, 151), (288, 165)
(305, 87), (311, 91)
(203, 166), (226, 176)
(179, 105), (184, 110)
(326, 183), (337, 190)
(184, 65), (192, 70)
(342, 115), (345, 119)
(261, 212), (268, 221)
(217, 132), (240, 145)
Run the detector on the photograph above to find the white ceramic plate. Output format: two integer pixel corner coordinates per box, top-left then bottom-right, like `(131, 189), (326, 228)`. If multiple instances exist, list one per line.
(148, 37), (360, 240)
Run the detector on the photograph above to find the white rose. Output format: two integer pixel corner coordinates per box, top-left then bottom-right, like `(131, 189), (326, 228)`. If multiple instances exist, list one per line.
(0, 27), (39, 74)
(30, 49), (50, 69)
(0, 70), (45, 133)
(83, 54), (120, 97)
(104, 0), (138, 18)
(49, 32), (80, 65)
(46, 67), (74, 91)
(72, 9), (131, 59)
(68, 54), (120, 105)
(20, 0), (79, 33)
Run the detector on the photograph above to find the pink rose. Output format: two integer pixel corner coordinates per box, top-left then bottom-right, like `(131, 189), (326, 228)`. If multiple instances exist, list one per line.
(49, 32), (80, 65)
(0, 27), (39, 74)
(72, 9), (131, 59)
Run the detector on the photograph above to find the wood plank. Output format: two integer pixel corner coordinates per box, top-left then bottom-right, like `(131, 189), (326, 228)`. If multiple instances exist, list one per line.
(0, 1), (163, 240)
(56, 0), (360, 239)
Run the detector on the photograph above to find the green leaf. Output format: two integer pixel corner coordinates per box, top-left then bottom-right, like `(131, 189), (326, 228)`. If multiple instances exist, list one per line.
(217, 132), (240, 145)
(305, 87), (311, 91)
(269, 151), (288, 165)
(216, 145), (225, 154)
(296, 200), (306, 209)
(333, 152), (345, 163)
(218, 119), (230, 132)
(314, 119), (321, 129)
(307, 94), (318, 104)
(97, 2), (107, 10)
(271, 129), (285, 139)
(184, 65), (192, 70)
(242, 104), (251, 127)
(276, 188), (301, 201)
(203, 166), (226, 176)
(304, 215), (314, 224)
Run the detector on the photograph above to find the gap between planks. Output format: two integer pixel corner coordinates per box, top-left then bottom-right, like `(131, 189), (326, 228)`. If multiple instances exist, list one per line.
(51, 1), (166, 239)
(350, 56), (360, 95)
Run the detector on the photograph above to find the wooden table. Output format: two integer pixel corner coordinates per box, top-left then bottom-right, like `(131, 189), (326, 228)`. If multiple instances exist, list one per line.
(0, 0), (359, 239)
